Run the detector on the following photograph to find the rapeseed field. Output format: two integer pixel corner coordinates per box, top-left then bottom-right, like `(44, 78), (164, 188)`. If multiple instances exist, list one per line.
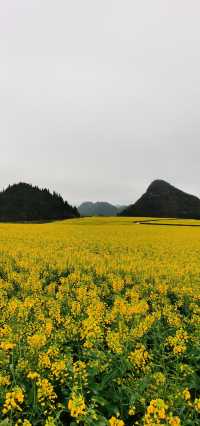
(0, 217), (200, 425)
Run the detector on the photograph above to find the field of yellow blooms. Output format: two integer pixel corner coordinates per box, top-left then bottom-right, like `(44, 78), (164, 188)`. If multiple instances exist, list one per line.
(0, 217), (200, 426)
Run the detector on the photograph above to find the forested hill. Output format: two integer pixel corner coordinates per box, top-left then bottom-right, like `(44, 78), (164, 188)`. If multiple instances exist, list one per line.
(120, 180), (200, 219)
(0, 183), (79, 221)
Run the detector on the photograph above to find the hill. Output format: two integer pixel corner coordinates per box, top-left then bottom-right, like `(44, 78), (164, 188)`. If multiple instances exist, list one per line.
(0, 183), (79, 221)
(120, 180), (200, 218)
(78, 202), (126, 216)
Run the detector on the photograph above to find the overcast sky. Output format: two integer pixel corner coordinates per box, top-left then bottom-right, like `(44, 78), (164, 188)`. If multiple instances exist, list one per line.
(1, 1), (200, 205)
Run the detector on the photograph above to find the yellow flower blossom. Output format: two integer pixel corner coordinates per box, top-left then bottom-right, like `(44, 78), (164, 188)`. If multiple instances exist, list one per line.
(68, 393), (86, 417)
(144, 399), (168, 425)
(27, 371), (40, 380)
(129, 344), (149, 370)
(27, 334), (47, 350)
(194, 398), (200, 412)
(182, 388), (190, 401)
(168, 416), (181, 426)
(0, 374), (11, 386)
(37, 378), (57, 406)
(0, 341), (16, 351)
(108, 416), (125, 426)
(3, 387), (24, 414)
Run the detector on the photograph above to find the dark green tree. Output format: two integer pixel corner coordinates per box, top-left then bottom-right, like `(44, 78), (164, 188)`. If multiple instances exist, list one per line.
(0, 183), (80, 222)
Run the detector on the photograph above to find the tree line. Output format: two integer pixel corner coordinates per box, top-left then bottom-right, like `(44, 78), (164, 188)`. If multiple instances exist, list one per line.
(0, 183), (79, 222)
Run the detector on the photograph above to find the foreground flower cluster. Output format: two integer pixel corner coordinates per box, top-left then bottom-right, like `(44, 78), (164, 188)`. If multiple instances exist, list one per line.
(0, 217), (200, 425)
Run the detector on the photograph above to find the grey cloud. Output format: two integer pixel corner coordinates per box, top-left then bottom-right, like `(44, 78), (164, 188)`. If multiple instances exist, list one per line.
(0, 0), (200, 205)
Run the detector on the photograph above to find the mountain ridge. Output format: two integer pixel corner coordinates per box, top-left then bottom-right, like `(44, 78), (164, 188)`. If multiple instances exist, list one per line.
(120, 180), (200, 219)
(78, 201), (126, 216)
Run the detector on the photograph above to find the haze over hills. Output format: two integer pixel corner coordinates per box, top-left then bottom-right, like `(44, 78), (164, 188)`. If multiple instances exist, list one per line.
(0, 183), (79, 222)
(78, 202), (127, 217)
(120, 180), (200, 219)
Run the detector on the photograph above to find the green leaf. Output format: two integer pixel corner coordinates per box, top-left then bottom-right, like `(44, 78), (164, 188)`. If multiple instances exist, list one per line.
(0, 420), (11, 426)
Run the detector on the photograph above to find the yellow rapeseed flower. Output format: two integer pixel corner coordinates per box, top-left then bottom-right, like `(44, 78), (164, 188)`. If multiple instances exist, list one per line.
(108, 416), (125, 426)
(68, 394), (86, 417)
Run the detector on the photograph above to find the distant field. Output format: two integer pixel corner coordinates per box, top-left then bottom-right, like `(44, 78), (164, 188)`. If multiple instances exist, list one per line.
(0, 218), (200, 425)
(132, 218), (200, 226)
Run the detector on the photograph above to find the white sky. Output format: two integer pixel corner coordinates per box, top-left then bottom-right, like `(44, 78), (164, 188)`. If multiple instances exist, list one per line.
(1, 0), (200, 205)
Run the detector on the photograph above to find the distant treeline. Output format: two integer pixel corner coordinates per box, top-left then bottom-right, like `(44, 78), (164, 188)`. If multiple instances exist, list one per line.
(0, 183), (79, 222)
